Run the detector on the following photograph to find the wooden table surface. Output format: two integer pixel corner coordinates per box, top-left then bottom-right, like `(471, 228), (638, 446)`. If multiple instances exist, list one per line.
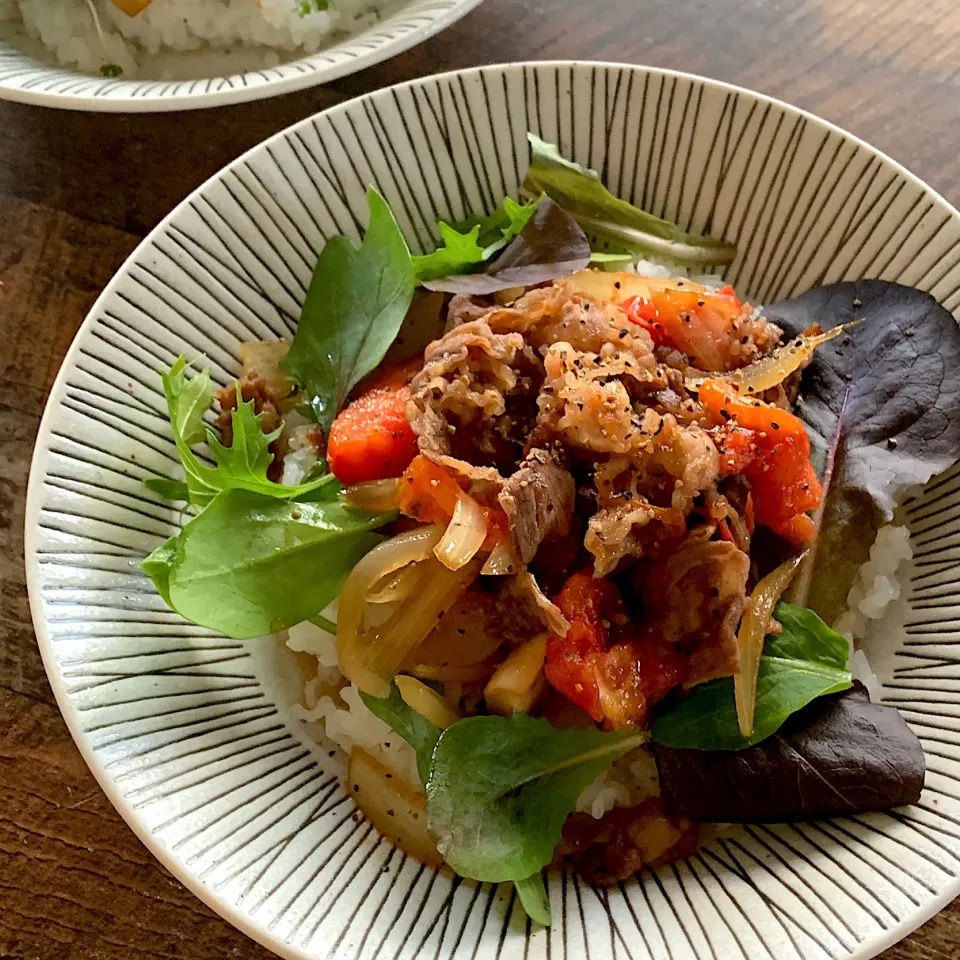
(2, 0), (959, 957)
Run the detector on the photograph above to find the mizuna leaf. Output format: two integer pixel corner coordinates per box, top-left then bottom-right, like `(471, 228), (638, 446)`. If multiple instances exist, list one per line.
(422, 197), (590, 295)
(413, 196), (541, 283)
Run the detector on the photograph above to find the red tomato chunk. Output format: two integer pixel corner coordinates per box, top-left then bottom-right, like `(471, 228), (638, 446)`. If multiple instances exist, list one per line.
(327, 377), (418, 486)
(545, 572), (688, 728)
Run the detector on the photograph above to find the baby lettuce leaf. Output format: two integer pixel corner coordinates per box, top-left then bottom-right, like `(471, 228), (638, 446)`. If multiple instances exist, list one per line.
(765, 280), (960, 625)
(655, 682), (925, 822)
(426, 714), (645, 883)
(359, 682), (442, 784)
(146, 358), (335, 509)
(208, 392), (282, 481)
(282, 187), (415, 432)
(651, 603), (852, 750)
(423, 197), (590, 295)
(413, 196), (542, 283)
(143, 489), (391, 638)
(522, 134), (736, 267)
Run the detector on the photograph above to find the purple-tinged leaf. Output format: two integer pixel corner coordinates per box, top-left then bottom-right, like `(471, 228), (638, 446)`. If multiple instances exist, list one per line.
(764, 280), (960, 624)
(654, 682), (925, 822)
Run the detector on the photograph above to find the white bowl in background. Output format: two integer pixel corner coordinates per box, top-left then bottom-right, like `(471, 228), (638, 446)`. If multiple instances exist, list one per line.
(0, 0), (482, 112)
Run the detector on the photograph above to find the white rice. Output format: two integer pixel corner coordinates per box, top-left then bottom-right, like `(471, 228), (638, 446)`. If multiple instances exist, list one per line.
(3, 0), (390, 78)
(287, 620), (421, 786)
(575, 749), (661, 818)
(627, 256), (723, 290)
(834, 523), (913, 702)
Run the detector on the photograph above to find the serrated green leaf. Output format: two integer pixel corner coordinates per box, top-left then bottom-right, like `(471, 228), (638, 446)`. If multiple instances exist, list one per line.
(416, 196), (543, 284)
(148, 360), (334, 509)
(205, 392), (282, 487)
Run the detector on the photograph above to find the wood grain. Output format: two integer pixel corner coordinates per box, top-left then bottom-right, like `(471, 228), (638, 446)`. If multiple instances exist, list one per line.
(1, 0), (958, 956)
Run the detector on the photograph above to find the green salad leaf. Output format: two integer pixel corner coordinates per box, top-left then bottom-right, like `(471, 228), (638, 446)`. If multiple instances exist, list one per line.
(413, 222), (489, 283)
(514, 873), (551, 927)
(360, 682), (442, 784)
(143, 489), (392, 638)
(426, 714), (645, 883)
(146, 358), (335, 509)
(450, 195), (541, 248)
(423, 197), (590, 295)
(142, 536), (177, 606)
(362, 692), (604, 925)
(523, 133), (736, 267)
(413, 196), (541, 283)
(651, 603), (853, 750)
(589, 251), (634, 264)
(143, 477), (190, 501)
(207, 394), (282, 485)
(282, 187), (415, 431)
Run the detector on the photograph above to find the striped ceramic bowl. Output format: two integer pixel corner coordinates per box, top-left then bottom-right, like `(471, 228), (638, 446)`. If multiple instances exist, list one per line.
(0, 0), (481, 112)
(26, 62), (960, 959)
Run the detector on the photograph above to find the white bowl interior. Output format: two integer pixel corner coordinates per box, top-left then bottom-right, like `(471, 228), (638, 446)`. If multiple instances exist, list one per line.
(0, 0), (482, 111)
(25, 63), (960, 960)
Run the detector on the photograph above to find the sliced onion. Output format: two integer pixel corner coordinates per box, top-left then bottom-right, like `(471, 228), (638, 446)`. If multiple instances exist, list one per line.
(395, 675), (462, 729)
(338, 541), (480, 698)
(366, 564), (423, 604)
(240, 339), (291, 392)
(337, 525), (441, 695)
(341, 478), (402, 513)
(339, 525), (443, 633)
(734, 551), (808, 738)
(434, 492), (488, 571)
(348, 747), (442, 867)
(484, 635), (548, 716)
(685, 321), (860, 394)
(409, 660), (501, 684)
(481, 538), (520, 576)
(407, 604), (505, 670)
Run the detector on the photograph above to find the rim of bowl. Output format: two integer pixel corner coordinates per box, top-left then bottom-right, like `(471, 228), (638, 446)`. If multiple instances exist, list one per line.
(24, 59), (960, 960)
(0, 0), (484, 113)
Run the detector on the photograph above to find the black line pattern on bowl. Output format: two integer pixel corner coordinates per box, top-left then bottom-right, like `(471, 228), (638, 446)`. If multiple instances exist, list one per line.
(27, 64), (960, 959)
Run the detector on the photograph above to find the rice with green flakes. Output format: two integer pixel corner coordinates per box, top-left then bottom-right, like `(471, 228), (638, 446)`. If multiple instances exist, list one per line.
(1, 0), (392, 78)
